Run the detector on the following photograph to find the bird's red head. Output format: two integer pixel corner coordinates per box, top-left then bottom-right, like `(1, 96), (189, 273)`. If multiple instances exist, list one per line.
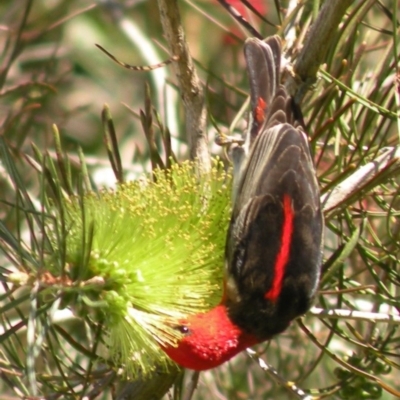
(162, 304), (259, 370)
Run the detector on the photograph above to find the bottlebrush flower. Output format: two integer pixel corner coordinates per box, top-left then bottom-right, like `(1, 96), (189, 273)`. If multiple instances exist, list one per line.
(53, 159), (232, 377)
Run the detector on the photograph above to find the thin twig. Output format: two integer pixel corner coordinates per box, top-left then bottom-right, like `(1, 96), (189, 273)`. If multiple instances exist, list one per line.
(183, 371), (200, 400)
(310, 307), (400, 324)
(246, 349), (314, 400)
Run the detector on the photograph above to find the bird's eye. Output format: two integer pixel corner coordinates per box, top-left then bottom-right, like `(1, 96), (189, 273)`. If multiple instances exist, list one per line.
(176, 325), (191, 335)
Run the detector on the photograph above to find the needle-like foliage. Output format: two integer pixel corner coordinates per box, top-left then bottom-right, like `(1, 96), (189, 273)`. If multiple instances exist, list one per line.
(1, 0), (400, 399)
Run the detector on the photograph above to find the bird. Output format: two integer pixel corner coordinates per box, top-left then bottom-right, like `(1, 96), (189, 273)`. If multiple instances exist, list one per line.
(162, 35), (324, 371)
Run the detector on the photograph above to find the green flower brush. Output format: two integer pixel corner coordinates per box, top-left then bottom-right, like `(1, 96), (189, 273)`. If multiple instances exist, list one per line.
(57, 159), (231, 377)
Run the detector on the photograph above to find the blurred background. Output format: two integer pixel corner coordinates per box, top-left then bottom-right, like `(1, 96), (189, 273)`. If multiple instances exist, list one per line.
(1, 1), (400, 399)
(0, 0), (276, 182)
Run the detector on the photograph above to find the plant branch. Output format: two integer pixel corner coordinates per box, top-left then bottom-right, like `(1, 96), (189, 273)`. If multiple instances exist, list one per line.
(246, 349), (313, 400)
(286, 0), (354, 101)
(321, 147), (400, 213)
(310, 307), (400, 324)
(157, 0), (211, 171)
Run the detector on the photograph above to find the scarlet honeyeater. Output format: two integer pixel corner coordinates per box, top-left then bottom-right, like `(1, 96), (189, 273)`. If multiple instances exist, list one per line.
(162, 36), (323, 370)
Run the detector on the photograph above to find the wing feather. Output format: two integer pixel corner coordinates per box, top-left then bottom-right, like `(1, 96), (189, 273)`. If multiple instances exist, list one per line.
(225, 37), (323, 340)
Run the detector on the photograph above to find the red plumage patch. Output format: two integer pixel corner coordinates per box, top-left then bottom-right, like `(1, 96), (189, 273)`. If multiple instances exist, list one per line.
(162, 305), (258, 370)
(264, 194), (294, 301)
(255, 97), (267, 124)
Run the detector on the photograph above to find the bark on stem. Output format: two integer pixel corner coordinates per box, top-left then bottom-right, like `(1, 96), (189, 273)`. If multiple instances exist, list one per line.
(286, 0), (354, 101)
(321, 147), (400, 214)
(157, 0), (211, 171)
